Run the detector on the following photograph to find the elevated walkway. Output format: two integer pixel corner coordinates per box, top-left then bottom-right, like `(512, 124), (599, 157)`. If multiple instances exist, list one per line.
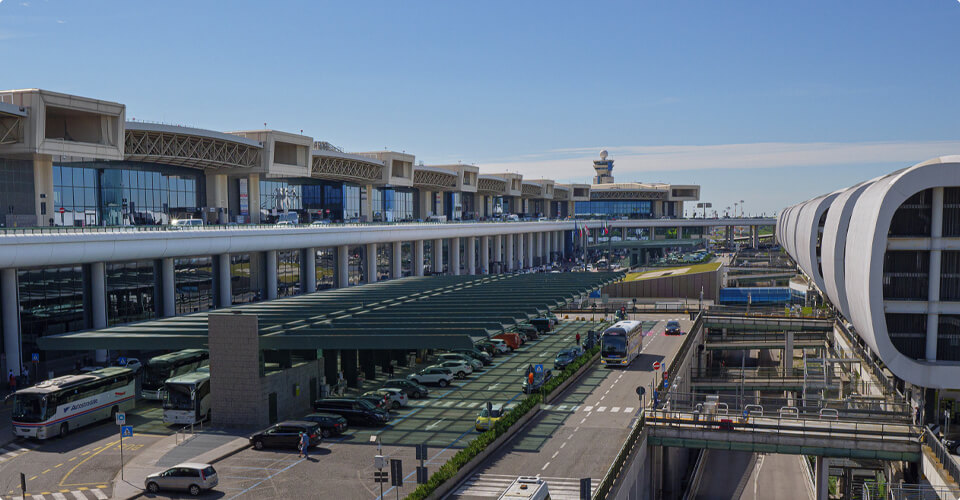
(705, 339), (823, 351)
(704, 315), (834, 332)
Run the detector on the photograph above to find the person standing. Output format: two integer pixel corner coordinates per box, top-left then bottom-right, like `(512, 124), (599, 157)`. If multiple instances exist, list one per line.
(7, 370), (15, 394)
(945, 408), (952, 436)
(21, 365), (28, 386)
(298, 431), (310, 459)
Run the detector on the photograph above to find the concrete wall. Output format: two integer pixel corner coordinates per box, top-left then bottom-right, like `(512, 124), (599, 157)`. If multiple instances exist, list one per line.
(601, 269), (720, 302)
(261, 359), (322, 425)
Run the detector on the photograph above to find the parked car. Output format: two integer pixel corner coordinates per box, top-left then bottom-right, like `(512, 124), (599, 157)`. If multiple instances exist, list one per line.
(312, 398), (390, 426)
(665, 320), (684, 335)
(310, 219), (331, 226)
(488, 338), (512, 353)
(453, 348), (493, 365)
(382, 379), (429, 399)
(518, 324), (539, 339)
(493, 333), (522, 350)
(432, 361), (472, 379)
(475, 404), (505, 431)
(301, 412), (348, 438)
(364, 388), (408, 409)
(359, 391), (392, 412)
(474, 341), (498, 356)
(171, 218), (203, 227)
(249, 421), (321, 450)
(407, 367), (455, 387)
(530, 318), (553, 333)
(144, 462), (218, 496)
(113, 357), (142, 373)
(522, 370), (553, 394)
(438, 353), (483, 371)
(554, 348), (578, 370)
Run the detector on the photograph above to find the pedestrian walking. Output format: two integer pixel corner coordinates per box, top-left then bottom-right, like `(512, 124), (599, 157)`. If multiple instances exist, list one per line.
(21, 365), (29, 385)
(7, 370), (15, 394)
(298, 431), (310, 459)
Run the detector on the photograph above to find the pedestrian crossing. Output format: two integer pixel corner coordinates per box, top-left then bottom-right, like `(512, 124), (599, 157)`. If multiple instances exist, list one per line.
(453, 473), (597, 499)
(3, 488), (109, 500)
(406, 400), (519, 411)
(541, 404), (636, 414)
(0, 442), (36, 463)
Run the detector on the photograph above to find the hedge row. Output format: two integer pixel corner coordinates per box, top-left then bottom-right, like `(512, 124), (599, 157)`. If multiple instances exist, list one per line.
(404, 331), (604, 500)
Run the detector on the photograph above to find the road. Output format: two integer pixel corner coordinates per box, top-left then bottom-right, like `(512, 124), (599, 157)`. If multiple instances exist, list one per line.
(142, 320), (606, 500)
(450, 314), (690, 500)
(737, 453), (815, 500)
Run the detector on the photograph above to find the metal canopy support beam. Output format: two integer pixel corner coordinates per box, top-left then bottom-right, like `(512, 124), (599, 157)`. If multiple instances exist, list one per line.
(303, 248), (317, 293)
(216, 253), (232, 308)
(433, 238), (443, 274)
(1, 268), (21, 375)
(161, 257), (175, 317)
(265, 250), (278, 300)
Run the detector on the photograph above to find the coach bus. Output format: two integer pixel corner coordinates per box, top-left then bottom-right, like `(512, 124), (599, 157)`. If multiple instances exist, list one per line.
(162, 369), (211, 425)
(142, 349), (209, 400)
(11, 367), (136, 439)
(600, 320), (644, 367)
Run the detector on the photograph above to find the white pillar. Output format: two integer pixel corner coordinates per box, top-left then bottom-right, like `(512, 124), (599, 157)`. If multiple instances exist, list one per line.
(480, 236), (490, 274)
(265, 250), (278, 299)
(493, 234), (503, 273)
(556, 231), (564, 259)
(1, 268), (22, 376)
(414, 240), (425, 277)
(450, 238), (461, 276)
(525, 233), (534, 268)
(545, 231), (552, 265)
(161, 258), (175, 317)
(303, 248), (317, 293)
(366, 243), (378, 283)
(392, 241), (403, 279)
(433, 238), (443, 274)
(336, 245), (349, 287)
(517, 232), (525, 269)
(217, 253), (232, 308)
(505, 234), (514, 271)
(90, 262), (107, 362)
(928, 187), (944, 361)
(466, 237), (477, 275)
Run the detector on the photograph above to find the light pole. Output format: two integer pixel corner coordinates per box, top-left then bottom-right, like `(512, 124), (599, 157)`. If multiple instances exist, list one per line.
(739, 200), (745, 218)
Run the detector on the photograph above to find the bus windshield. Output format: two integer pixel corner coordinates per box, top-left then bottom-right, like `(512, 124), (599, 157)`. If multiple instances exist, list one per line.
(602, 335), (626, 357)
(143, 361), (171, 389)
(12, 394), (48, 422)
(163, 383), (194, 410)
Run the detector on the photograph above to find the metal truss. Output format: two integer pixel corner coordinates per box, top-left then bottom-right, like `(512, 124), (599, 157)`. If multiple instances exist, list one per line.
(0, 116), (22, 145)
(124, 129), (261, 169)
(312, 155), (383, 182)
(477, 177), (506, 194)
(553, 187), (570, 200)
(414, 169), (456, 190)
(521, 183), (542, 197)
(592, 190), (666, 200)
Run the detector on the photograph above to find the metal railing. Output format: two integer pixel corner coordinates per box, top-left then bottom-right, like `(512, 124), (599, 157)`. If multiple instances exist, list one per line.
(175, 419), (204, 445)
(664, 392), (912, 423)
(835, 321), (904, 402)
(922, 427), (960, 489)
(865, 482), (960, 500)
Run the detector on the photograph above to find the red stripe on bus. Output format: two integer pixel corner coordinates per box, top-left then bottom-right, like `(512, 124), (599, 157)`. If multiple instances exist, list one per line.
(13, 394), (135, 428)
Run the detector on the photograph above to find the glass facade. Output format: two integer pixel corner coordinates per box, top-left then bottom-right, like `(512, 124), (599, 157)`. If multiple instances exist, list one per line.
(277, 250), (301, 297)
(0, 158), (35, 227)
(174, 257), (213, 314)
(53, 163), (201, 226)
(377, 243), (391, 280)
(230, 253), (261, 305)
(260, 180), (303, 217)
(17, 266), (85, 364)
(348, 246), (362, 285)
(106, 261), (156, 325)
(371, 188), (414, 222)
(316, 248), (335, 290)
(446, 192), (463, 221)
(574, 200), (653, 219)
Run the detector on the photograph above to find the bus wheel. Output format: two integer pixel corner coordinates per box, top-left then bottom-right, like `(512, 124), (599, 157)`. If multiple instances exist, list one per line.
(59, 423), (69, 438)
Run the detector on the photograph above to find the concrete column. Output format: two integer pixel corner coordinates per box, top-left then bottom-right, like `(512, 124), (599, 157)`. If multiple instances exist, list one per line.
(265, 250), (278, 300)
(323, 349), (339, 387)
(928, 187), (944, 361)
(1, 268), (22, 375)
(814, 456), (829, 500)
(336, 245), (349, 288)
(359, 350), (377, 380)
(505, 234), (514, 271)
(414, 240), (425, 277)
(480, 236), (490, 274)
(517, 232), (525, 269)
(161, 258), (176, 317)
(391, 241), (403, 279)
(450, 238), (461, 276)
(32, 156), (54, 226)
(466, 237), (477, 275)
(216, 253), (232, 308)
(752, 225), (760, 248)
(545, 231), (553, 265)
(493, 234), (503, 273)
(362, 184), (374, 222)
(205, 172), (229, 224)
(303, 248), (317, 293)
(432, 238), (443, 274)
(784, 331), (794, 371)
(89, 262), (108, 362)
(247, 173), (260, 223)
(341, 349), (359, 388)
(526, 233), (534, 268)
(365, 243), (378, 283)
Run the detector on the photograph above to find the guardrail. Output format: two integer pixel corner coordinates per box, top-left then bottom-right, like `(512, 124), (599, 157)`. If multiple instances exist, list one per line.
(922, 427), (960, 489)
(653, 311), (705, 403)
(834, 321), (904, 403)
(665, 392), (911, 423)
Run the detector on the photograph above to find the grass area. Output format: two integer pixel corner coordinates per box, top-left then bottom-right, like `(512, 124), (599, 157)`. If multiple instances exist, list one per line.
(626, 261), (722, 281)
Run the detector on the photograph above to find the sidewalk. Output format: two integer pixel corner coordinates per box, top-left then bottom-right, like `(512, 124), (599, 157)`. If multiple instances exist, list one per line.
(112, 429), (249, 500)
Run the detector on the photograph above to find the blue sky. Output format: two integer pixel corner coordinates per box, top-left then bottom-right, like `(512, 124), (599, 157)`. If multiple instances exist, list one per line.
(3, 0), (960, 215)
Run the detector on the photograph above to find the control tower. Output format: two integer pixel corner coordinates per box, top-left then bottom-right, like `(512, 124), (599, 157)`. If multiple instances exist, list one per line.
(593, 149), (614, 184)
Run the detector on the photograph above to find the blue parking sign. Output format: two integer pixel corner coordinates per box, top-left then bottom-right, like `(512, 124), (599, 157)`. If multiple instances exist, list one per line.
(117, 356), (127, 366)
(534, 364), (543, 374)
(31, 353), (39, 362)
(121, 426), (133, 438)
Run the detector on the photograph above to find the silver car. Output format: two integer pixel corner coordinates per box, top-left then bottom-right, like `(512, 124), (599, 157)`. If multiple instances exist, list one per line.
(145, 462), (218, 496)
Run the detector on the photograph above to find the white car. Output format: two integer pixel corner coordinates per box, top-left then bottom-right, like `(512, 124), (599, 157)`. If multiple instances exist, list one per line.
(433, 361), (473, 379)
(437, 353), (482, 371)
(364, 388), (408, 409)
(489, 339), (511, 354)
(407, 367), (454, 387)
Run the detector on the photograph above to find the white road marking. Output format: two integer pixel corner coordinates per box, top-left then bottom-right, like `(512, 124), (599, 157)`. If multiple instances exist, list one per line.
(51, 494), (68, 500)
(542, 461), (551, 471)
(625, 407), (635, 413)
(425, 418), (446, 430)
(612, 407), (621, 412)
(560, 442), (567, 449)
(584, 406), (594, 412)
(597, 407), (607, 412)
(91, 490), (108, 500)
(552, 451), (559, 458)
(487, 383), (500, 390)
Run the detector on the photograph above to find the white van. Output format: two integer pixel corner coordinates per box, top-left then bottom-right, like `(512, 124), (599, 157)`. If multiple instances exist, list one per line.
(172, 218), (203, 227)
(498, 476), (550, 500)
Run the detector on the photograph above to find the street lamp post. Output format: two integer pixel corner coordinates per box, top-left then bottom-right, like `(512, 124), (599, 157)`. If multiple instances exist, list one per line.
(740, 200), (745, 217)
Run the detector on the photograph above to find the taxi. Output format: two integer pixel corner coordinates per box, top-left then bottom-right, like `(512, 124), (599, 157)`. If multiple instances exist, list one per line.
(475, 403), (505, 431)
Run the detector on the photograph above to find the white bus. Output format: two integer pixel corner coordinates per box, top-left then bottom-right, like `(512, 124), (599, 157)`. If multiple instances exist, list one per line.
(600, 320), (644, 367)
(11, 367), (136, 440)
(162, 369), (211, 425)
(498, 476), (550, 500)
(142, 349), (209, 400)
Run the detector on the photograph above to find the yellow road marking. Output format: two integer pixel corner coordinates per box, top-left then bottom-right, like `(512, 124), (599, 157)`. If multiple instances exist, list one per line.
(29, 475), (37, 480)
(55, 463), (63, 468)
(60, 489), (70, 493)
(60, 439), (120, 487)
(68, 456), (78, 461)
(43, 468), (50, 474)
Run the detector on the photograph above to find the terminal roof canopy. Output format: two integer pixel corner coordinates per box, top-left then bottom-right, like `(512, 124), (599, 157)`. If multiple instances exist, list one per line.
(38, 273), (622, 352)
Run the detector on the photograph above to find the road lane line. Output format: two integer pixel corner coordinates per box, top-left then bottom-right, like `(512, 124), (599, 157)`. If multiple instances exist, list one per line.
(625, 407), (635, 413)
(560, 442), (567, 449)
(541, 462), (550, 471)
(552, 451), (559, 459)
(91, 489), (108, 499)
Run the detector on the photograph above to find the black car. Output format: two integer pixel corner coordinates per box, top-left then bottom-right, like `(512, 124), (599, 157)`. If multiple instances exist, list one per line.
(945, 439), (960, 455)
(518, 325), (539, 340)
(530, 318), (552, 333)
(474, 341), (498, 356)
(554, 348), (577, 370)
(249, 421), (321, 450)
(453, 348), (493, 365)
(382, 379), (430, 399)
(359, 392), (392, 412)
(312, 398), (390, 426)
(665, 320), (683, 335)
(301, 413), (348, 438)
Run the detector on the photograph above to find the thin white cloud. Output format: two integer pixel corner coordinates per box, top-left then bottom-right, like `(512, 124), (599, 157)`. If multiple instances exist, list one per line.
(480, 140), (960, 182)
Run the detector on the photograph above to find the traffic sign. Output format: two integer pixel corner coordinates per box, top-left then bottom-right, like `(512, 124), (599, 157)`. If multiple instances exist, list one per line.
(374, 471), (389, 484)
(121, 425), (133, 438)
(663, 371), (668, 380)
(390, 459), (403, 487)
(117, 356), (127, 366)
(534, 364), (544, 374)
(415, 444), (428, 461)
(116, 412), (126, 426)
(580, 478), (592, 500)
(31, 353), (39, 362)
(59, 207), (65, 214)
(635, 386), (645, 397)
(652, 361), (661, 370)
(416, 466), (428, 484)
